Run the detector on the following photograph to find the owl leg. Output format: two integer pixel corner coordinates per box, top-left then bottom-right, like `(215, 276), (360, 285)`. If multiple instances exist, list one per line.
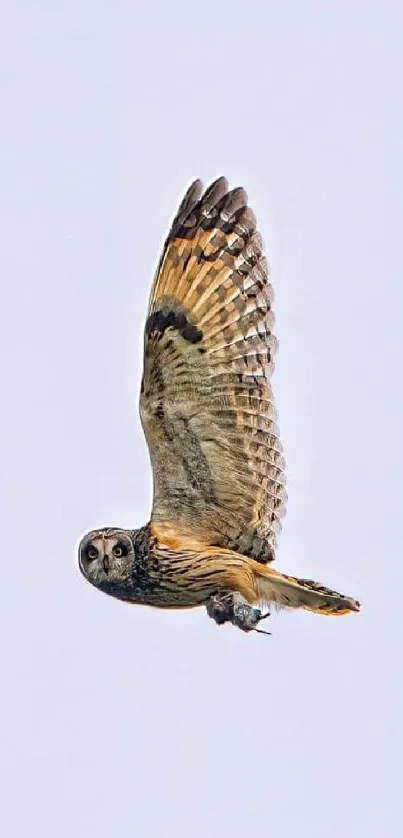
(206, 592), (271, 634)
(205, 592), (234, 625)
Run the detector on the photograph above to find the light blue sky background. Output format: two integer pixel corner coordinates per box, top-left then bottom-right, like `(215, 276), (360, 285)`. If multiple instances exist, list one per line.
(1, 2), (401, 836)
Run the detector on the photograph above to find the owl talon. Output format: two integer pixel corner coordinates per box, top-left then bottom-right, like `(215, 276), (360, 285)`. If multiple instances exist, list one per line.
(206, 593), (271, 634)
(206, 593), (235, 625)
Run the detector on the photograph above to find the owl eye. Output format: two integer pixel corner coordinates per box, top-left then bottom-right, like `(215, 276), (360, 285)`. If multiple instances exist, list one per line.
(86, 545), (99, 561)
(112, 542), (128, 558)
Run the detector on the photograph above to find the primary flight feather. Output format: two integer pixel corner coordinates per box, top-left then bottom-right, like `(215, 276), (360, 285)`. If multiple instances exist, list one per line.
(78, 177), (360, 633)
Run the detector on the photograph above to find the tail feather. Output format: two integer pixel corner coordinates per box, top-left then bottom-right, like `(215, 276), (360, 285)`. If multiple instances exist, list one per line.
(254, 564), (360, 615)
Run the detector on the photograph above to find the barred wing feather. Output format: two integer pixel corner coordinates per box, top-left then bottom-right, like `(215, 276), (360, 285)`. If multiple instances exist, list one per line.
(140, 178), (287, 564)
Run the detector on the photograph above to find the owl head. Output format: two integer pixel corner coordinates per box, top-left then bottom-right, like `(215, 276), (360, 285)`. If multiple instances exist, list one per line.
(78, 527), (136, 598)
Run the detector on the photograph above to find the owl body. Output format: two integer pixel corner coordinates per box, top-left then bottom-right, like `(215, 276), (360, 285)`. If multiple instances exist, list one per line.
(80, 524), (264, 609)
(78, 178), (360, 632)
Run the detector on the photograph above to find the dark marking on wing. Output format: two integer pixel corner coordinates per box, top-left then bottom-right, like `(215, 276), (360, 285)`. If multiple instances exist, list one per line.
(146, 309), (203, 344)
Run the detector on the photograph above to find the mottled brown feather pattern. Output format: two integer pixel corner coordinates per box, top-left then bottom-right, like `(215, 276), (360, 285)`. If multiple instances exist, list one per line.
(78, 177), (360, 628)
(140, 177), (287, 564)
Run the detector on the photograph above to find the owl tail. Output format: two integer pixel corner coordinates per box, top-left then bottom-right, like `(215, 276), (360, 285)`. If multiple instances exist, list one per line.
(253, 564), (360, 615)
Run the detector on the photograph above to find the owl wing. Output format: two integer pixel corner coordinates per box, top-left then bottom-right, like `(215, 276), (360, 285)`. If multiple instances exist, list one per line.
(139, 178), (287, 564)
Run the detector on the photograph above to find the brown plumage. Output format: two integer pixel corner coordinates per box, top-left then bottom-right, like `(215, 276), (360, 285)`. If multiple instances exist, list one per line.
(78, 177), (360, 633)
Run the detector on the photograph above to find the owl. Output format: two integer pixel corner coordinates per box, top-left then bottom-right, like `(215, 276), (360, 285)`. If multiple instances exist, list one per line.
(78, 178), (360, 634)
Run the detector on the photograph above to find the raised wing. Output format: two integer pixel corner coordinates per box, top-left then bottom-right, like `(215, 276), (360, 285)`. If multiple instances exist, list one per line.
(139, 178), (286, 563)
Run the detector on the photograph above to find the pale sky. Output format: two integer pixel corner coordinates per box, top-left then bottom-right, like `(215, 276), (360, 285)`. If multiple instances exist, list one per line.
(1, 2), (402, 836)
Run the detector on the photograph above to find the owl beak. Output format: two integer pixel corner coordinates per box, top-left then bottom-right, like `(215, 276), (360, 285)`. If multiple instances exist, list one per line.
(103, 555), (110, 574)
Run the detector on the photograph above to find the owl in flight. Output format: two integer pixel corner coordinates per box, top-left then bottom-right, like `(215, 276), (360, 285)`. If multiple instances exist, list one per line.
(78, 177), (360, 633)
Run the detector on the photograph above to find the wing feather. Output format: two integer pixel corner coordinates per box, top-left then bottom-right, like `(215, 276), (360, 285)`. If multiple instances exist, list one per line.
(140, 178), (287, 563)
